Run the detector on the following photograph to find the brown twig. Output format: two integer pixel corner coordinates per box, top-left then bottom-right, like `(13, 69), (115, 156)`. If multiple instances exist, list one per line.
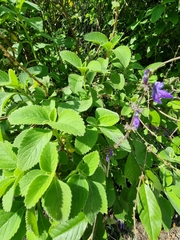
(0, 44), (48, 96)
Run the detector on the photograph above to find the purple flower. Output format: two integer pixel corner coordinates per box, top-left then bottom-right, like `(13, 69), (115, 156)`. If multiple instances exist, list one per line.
(106, 154), (110, 162)
(117, 219), (124, 230)
(143, 69), (150, 85)
(133, 112), (140, 130)
(152, 81), (173, 104)
(106, 149), (113, 162)
(109, 149), (113, 156)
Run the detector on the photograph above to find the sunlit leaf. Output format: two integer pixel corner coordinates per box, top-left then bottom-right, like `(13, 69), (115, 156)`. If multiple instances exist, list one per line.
(49, 212), (88, 240)
(17, 128), (52, 171)
(42, 178), (72, 221)
(138, 183), (162, 240)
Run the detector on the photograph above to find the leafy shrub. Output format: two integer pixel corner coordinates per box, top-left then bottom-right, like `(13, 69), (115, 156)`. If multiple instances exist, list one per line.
(0, 0), (180, 239)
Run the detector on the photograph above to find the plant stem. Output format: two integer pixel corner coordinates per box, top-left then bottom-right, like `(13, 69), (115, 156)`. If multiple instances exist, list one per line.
(0, 44), (48, 97)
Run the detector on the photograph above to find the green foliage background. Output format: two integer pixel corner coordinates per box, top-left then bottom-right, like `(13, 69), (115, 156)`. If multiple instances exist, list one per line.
(0, 0), (180, 239)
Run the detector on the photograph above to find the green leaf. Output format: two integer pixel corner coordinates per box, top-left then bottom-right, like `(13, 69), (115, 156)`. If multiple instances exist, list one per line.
(0, 92), (16, 116)
(87, 60), (103, 72)
(0, 142), (17, 169)
(84, 181), (107, 223)
(151, 5), (165, 23)
(95, 108), (119, 126)
(165, 185), (180, 215)
(19, 170), (44, 197)
(58, 97), (92, 113)
(121, 105), (132, 116)
(157, 195), (174, 231)
(106, 178), (116, 207)
(22, 16), (43, 32)
(42, 177), (72, 221)
(99, 126), (131, 152)
(146, 170), (162, 191)
(0, 202), (25, 240)
(68, 74), (83, 94)
(159, 147), (180, 164)
(84, 32), (108, 45)
(40, 142), (58, 173)
(110, 73), (125, 90)
(113, 46), (131, 68)
(16, 0), (26, 11)
(2, 183), (14, 212)
(138, 183), (162, 240)
(78, 151), (100, 177)
(60, 50), (82, 68)
(37, 206), (51, 240)
(75, 127), (98, 154)
(167, 100), (180, 110)
(9, 105), (50, 125)
(150, 110), (160, 127)
(0, 178), (15, 198)
(0, 70), (10, 86)
(26, 208), (39, 238)
(49, 212), (88, 240)
(67, 175), (89, 218)
(25, 174), (52, 208)
(8, 69), (19, 87)
(160, 167), (173, 187)
(146, 62), (163, 72)
(49, 109), (85, 136)
(124, 153), (141, 185)
(17, 128), (52, 171)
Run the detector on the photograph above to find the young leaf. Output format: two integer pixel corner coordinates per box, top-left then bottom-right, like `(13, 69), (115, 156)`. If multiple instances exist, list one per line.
(78, 151), (100, 177)
(26, 208), (39, 238)
(42, 177), (72, 221)
(49, 212), (88, 240)
(8, 105), (50, 125)
(75, 127), (98, 155)
(2, 183), (14, 212)
(0, 202), (25, 240)
(87, 60), (102, 72)
(0, 142), (17, 169)
(138, 183), (162, 240)
(8, 69), (19, 87)
(60, 50), (82, 68)
(49, 109), (85, 136)
(0, 178), (15, 198)
(95, 108), (119, 126)
(40, 142), (58, 173)
(17, 128), (52, 171)
(113, 46), (131, 68)
(19, 169), (44, 197)
(67, 175), (89, 218)
(84, 32), (108, 45)
(84, 181), (107, 224)
(25, 174), (53, 208)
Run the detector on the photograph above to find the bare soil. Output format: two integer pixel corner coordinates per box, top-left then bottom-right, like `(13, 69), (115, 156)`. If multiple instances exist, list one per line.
(122, 222), (180, 240)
